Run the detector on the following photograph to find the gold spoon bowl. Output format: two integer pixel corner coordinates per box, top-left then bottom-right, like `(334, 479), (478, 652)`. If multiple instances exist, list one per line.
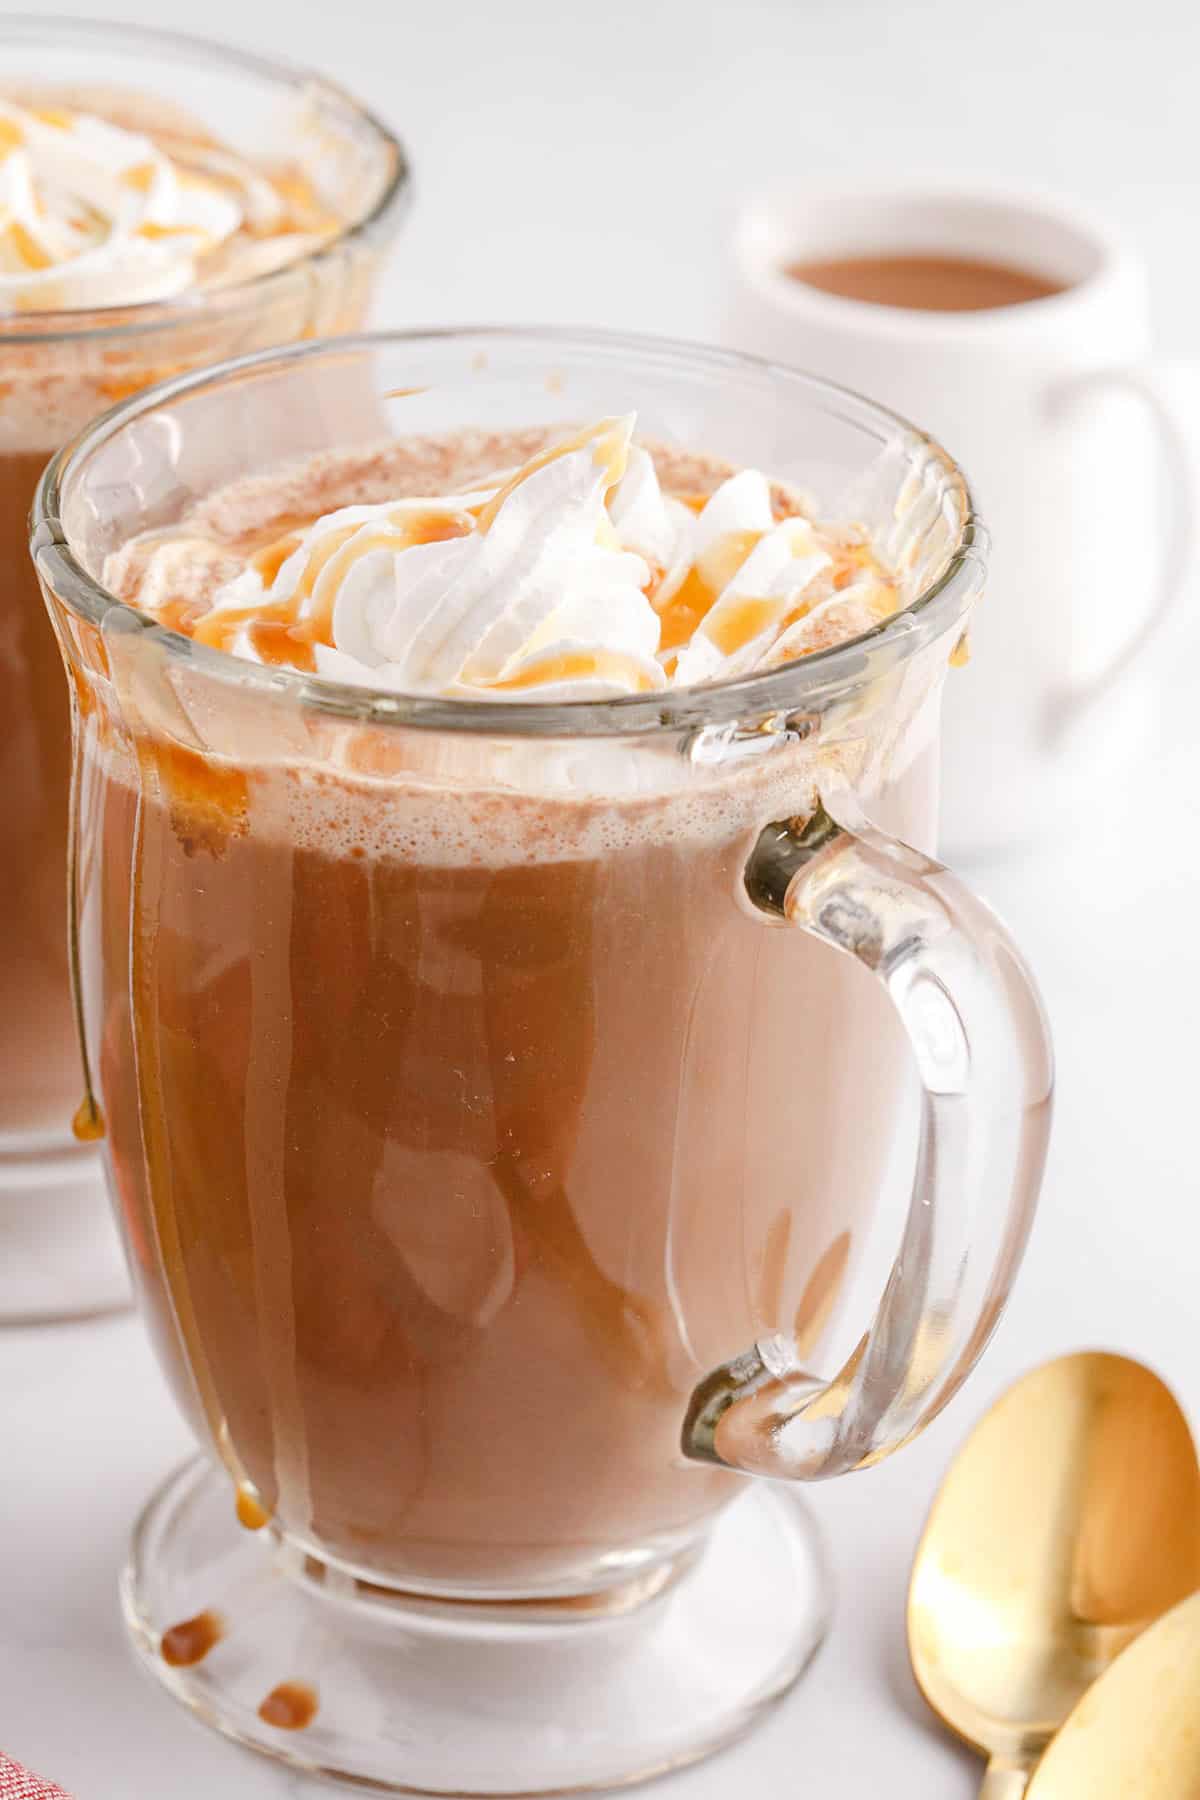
(907, 1351), (1200, 1797)
(1026, 1587), (1200, 1799)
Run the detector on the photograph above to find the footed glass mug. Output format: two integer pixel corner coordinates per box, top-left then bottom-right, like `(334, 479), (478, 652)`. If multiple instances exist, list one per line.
(0, 17), (408, 1322)
(34, 329), (1052, 1794)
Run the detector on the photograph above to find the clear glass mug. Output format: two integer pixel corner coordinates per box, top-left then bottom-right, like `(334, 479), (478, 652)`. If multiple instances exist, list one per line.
(33, 329), (1053, 1794)
(0, 18), (408, 1321)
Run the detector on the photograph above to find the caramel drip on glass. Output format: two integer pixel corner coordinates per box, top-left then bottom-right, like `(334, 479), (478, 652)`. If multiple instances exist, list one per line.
(236, 1483), (271, 1531)
(126, 733), (263, 1527)
(258, 1681), (319, 1731)
(161, 1609), (224, 1667)
(65, 684), (105, 1143)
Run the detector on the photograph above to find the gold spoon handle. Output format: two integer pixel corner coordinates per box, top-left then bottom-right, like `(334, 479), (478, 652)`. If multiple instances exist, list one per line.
(980, 1753), (1038, 1799)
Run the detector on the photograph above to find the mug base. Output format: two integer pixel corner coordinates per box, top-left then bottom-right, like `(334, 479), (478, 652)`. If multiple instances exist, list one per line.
(121, 1455), (831, 1794)
(0, 1142), (129, 1323)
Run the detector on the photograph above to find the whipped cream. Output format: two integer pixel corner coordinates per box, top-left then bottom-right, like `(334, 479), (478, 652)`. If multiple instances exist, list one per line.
(0, 100), (328, 312)
(118, 418), (899, 699)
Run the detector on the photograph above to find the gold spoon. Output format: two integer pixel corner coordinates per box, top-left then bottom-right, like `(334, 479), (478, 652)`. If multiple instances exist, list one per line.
(1025, 1587), (1200, 1798)
(907, 1351), (1200, 1799)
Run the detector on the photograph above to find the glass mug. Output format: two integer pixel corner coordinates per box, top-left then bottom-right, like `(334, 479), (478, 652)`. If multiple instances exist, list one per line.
(33, 330), (1052, 1794)
(0, 18), (408, 1322)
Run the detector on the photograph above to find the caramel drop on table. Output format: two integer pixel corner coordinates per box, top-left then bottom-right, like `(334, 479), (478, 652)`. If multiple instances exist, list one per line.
(258, 1681), (319, 1731)
(71, 1096), (105, 1142)
(235, 1482), (271, 1531)
(161, 1609), (224, 1667)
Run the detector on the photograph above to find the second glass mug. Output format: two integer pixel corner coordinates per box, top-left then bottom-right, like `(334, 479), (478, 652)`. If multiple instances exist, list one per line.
(34, 329), (1053, 1794)
(0, 17), (408, 1321)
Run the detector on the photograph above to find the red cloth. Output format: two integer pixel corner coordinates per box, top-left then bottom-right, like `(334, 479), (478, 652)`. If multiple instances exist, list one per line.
(0, 1753), (72, 1799)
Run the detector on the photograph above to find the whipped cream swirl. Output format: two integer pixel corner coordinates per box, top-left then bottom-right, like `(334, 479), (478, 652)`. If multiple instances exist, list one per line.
(0, 100), (315, 312)
(125, 416), (897, 700)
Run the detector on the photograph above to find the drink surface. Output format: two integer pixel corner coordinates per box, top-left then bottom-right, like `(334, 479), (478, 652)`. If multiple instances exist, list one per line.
(785, 252), (1065, 312)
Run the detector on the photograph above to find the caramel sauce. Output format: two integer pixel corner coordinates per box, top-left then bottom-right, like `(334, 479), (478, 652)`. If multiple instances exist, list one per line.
(137, 220), (204, 242)
(703, 595), (782, 659)
(151, 739), (249, 854)
(156, 597), (208, 636)
(71, 1095), (105, 1142)
(195, 510), (476, 660)
(246, 619), (316, 672)
(161, 1609), (224, 1667)
(258, 1681), (318, 1731)
(950, 630), (971, 668)
(653, 528), (766, 653)
(698, 528), (763, 596)
(236, 1482), (271, 1530)
(270, 169), (340, 237)
(487, 648), (659, 694)
(654, 566), (716, 653)
(250, 532), (304, 586)
(126, 436), (901, 686)
(475, 417), (627, 533)
(7, 221), (52, 270)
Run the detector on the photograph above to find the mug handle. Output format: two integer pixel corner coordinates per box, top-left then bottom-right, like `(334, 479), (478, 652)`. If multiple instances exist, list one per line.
(1046, 360), (1198, 740)
(682, 791), (1053, 1481)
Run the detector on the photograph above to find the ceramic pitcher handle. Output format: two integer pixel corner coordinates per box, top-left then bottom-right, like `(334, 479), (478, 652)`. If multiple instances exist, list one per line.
(682, 793), (1053, 1481)
(1047, 360), (1199, 740)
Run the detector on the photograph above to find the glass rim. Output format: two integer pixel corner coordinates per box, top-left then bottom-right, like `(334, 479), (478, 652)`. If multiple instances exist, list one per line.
(0, 14), (410, 344)
(33, 324), (987, 740)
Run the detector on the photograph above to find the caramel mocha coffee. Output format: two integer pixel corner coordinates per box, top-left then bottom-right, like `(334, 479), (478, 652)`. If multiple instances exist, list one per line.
(84, 419), (938, 1590)
(0, 91), (347, 1143)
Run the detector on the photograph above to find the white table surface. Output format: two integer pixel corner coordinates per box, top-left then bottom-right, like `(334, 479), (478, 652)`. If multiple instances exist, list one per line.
(5, 0), (1200, 1793)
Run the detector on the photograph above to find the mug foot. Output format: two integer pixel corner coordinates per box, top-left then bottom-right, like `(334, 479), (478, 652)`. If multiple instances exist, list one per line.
(122, 1455), (831, 1794)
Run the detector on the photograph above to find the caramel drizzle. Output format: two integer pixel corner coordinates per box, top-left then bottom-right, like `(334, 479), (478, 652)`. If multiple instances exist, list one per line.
(481, 646), (661, 694)
(191, 510), (475, 666)
(145, 430), (900, 684)
(0, 103), (339, 277)
(474, 415), (629, 533)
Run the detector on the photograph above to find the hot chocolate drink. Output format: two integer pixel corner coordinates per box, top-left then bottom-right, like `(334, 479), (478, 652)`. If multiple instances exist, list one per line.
(91, 419), (936, 1588)
(1, 33), (404, 1318)
(0, 93), (338, 1138)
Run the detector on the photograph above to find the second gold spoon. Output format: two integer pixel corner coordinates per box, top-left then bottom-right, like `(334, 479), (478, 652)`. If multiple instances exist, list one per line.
(907, 1351), (1200, 1798)
(1026, 1587), (1200, 1798)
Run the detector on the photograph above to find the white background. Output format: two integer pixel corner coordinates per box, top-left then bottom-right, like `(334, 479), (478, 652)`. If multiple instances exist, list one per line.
(4, 0), (1200, 1794)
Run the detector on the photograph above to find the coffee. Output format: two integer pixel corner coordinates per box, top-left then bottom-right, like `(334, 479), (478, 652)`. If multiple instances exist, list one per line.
(0, 446), (78, 1139)
(83, 426), (934, 1589)
(785, 252), (1065, 313)
(0, 71), (398, 1267)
